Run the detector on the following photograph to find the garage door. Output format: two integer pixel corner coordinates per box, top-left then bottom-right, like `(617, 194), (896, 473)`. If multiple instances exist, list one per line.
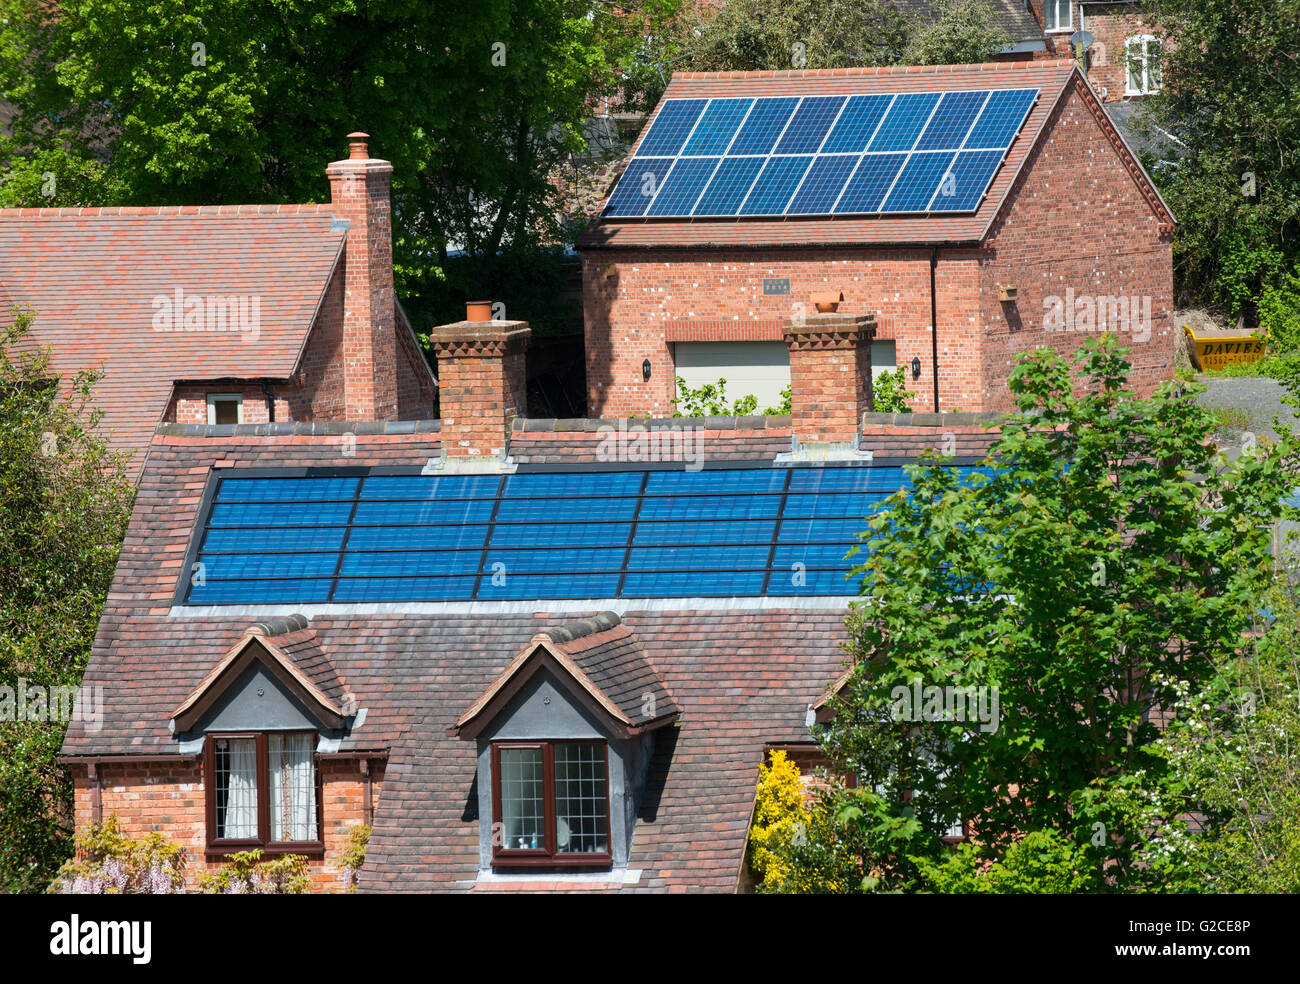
(871, 340), (897, 380)
(674, 339), (899, 412)
(674, 342), (790, 412)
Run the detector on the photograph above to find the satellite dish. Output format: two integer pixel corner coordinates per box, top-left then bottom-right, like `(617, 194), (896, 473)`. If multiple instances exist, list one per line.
(1070, 29), (1094, 50)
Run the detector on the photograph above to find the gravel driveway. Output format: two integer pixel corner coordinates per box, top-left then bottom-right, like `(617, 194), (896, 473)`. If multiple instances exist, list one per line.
(1195, 375), (1299, 442)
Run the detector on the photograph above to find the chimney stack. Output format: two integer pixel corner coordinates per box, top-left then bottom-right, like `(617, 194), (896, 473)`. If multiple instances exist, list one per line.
(432, 304), (530, 460)
(782, 308), (875, 445)
(327, 131), (398, 421)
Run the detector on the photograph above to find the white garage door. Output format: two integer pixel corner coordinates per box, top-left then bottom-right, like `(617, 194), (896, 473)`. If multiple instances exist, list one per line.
(674, 342), (790, 413)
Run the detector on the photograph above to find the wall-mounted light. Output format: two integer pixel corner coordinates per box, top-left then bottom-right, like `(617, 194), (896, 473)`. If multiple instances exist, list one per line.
(911, 356), (922, 380)
(642, 359), (652, 382)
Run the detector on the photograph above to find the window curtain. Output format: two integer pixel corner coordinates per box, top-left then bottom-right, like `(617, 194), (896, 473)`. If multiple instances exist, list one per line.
(223, 738), (259, 839)
(269, 733), (317, 842)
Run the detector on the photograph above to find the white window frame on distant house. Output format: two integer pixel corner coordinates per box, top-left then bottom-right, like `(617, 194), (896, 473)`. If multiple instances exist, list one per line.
(1125, 35), (1163, 95)
(1044, 0), (1071, 32)
(206, 393), (243, 425)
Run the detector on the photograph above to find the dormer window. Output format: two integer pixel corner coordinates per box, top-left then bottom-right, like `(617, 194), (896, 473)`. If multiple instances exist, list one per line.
(450, 613), (679, 877)
(206, 731), (322, 853)
(491, 741), (611, 865)
(206, 392), (243, 425)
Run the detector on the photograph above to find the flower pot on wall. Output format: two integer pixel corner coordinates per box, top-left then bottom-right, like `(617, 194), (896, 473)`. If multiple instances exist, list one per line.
(811, 291), (844, 313)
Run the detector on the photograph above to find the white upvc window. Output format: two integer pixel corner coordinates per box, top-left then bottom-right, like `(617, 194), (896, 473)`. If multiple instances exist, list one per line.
(1125, 35), (1163, 95)
(1044, 0), (1071, 32)
(206, 392), (243, 425)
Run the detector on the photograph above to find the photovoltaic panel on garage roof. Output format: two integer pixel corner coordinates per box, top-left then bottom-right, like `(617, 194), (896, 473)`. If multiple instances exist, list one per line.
(181, 464), (987, 605)
(602, 87), (1038, 219)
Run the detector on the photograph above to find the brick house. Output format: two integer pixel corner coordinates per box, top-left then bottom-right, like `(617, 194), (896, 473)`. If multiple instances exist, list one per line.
(59, 277), (1008, 890)
(1028, 0), (1163, 103)
(0, 133), (436, 479)
(578, 59), (1175, 417)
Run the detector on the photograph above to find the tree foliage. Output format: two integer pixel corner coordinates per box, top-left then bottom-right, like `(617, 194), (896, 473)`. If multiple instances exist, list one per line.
(1142, 0), (1300, 312)
(802, 336), (1290, 892)
(649, 0), (1009, 81)
(0, 309), (135, 894)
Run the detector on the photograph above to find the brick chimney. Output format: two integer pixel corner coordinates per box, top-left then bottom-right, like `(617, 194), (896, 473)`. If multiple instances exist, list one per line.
(326, 132), (398, 420)
(432, 306), (530, 459)
(782, 312), (876, 445)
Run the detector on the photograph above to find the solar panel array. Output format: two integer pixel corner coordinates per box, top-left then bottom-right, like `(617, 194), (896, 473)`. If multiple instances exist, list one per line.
(182, 465), (983, 605)
(603, 88), (1038, 218)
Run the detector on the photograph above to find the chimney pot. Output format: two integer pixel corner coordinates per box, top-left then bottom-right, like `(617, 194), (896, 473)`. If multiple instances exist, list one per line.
(466, 300), (493, 323)
(347, 131), (371, 160)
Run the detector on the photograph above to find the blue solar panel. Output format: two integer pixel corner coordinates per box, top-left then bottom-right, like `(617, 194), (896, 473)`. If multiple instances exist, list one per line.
(787, 155), (860, 215)
(693, 156), (765, 215)
(681, 99), (753, 156)
(603, 158), (674, 217)
(965, 88), (1037, 149)
(867, 92), (941, 152)
(914, 90), (989, 151)
(881, 151), (957, 213)
(738, 168), (804, 214)
(606, 88), (1037, 218)
(636, 99), (708, 156)
(729, 97), (800, 155)
(774, 96), (847, 154)
(648, 157), (721, 216)
(834, 153), (907, 213)
(184, 463), (982, 604)
(932, 149), (1005, 211)
(820, 95), (892, 154)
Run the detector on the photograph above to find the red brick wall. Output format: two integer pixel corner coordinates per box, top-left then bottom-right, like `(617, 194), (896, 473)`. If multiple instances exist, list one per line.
(433, 325), (530, 457)
(1027, 0), (1077, 55)
(291, 269), (348, 420)
(162, 268), (435, 426)
(71, 758), (384, 894)
(977, 81), (1175, 408)
(583, 249), (987, 416)
(582, 78), (1173, 418)
(1080, 6), (1162, 102)
(1025, 1), (1163, 102)
(327, 154), (399, 421)
(168, 385), (289, 425)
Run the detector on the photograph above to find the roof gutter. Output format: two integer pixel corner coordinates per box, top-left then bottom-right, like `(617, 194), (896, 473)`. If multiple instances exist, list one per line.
(577, 238), (983, 253)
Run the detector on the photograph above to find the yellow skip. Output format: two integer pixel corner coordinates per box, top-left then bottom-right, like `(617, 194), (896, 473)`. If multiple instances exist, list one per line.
(1184, 326), (1265, 372)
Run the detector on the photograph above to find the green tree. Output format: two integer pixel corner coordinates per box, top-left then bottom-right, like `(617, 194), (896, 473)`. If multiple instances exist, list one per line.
(1142, 0), (1300, 312)
(811, 336), (1290, 891)
(901, 0), (1011, 66)
(665, 0), (912, 75)
(0, 309), (135, 894)
(0, 0), (677, 330)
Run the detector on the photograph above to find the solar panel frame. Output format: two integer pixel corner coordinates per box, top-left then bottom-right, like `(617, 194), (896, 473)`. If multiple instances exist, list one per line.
(605, 87), (1038, 219)
(180, 461), (990, 606)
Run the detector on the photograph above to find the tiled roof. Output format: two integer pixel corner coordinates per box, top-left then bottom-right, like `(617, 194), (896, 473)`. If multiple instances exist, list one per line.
(169, 618), (348, 732)
(452, 613), (680, 737)
(579, 61), (1079, 250)
(0, 206), (345, 473)
(62, 424), (860, 891)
